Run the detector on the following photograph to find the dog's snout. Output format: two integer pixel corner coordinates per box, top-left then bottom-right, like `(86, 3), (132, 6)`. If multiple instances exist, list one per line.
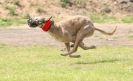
(27, 17), (45, 28)
(27, 19), (38, 27)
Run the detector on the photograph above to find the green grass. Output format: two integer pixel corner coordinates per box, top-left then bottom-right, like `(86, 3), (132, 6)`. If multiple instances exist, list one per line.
(0, 18), (26, 27)
(90, 14), (133, 23)
(90, 14), (118, 23)
(128, 35), (133, 40)
(122, 16), (133, 23)
(0, 44), (133, 81)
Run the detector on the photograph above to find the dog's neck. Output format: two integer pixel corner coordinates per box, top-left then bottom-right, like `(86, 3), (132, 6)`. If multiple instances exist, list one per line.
(48, 21), (61, 34)
(48, 21), (55, 33)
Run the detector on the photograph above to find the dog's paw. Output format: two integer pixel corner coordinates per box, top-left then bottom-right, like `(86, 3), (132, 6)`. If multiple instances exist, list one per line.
(69, 55), (81, 58)
(90, 45), (96, 49)
(60, 53), (68, 56)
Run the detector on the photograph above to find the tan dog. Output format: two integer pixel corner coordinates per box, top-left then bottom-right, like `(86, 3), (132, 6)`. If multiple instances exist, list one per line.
(28, 15), (117, 58)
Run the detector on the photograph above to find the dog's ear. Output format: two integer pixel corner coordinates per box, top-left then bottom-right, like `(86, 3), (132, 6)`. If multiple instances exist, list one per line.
(42, 18), (45, 22)
(38, 18), (45, 24)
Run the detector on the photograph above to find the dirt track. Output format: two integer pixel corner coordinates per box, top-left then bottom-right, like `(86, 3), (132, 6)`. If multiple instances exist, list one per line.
(0, 24), (133, 47)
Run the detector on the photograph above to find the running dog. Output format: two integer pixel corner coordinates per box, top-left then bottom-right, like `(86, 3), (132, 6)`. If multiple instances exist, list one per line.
(27, 15), (117, 58)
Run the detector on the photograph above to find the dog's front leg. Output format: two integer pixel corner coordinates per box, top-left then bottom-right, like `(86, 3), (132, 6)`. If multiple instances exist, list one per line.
(65, 43), (70, 52)
(60, 43), (71, 56)
(60, 43), (70, 52)
(61, 36), (82, 58)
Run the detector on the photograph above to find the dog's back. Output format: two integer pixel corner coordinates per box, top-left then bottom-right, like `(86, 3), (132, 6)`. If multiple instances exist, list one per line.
(56, 16), (93, 33)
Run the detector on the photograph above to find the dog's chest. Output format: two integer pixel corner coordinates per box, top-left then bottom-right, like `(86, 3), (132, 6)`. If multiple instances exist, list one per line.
(49, 28), (73, 42)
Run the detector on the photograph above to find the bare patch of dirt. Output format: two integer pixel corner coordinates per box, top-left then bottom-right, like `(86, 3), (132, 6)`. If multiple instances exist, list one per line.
(0, 24), (133, 48)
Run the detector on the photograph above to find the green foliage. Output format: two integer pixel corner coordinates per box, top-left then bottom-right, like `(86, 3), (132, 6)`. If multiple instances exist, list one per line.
(60, 0), (86, 8)
(0, 45), (133, 81)
(75, 0), (86, 8)
(60, 0), (70, 8)
(6, 5), (18, 16)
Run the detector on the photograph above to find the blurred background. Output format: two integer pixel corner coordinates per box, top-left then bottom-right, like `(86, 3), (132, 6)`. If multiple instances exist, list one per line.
(0, 0), (133, 26)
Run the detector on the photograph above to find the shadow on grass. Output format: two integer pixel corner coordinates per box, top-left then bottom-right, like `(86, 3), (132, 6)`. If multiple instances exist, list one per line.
(75, 59), (122, 65)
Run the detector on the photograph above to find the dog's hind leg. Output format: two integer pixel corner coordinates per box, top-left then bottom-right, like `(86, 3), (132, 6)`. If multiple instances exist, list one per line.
(79, 42), (96, 50)
(71, 42), (96, 50)
(61, 25), (94, 58)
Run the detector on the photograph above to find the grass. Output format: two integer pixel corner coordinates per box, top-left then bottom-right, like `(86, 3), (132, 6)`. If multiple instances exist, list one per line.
(122, 16), (133, 23)
(0, 44), (133, 81)
(0, 18), (26, 27)
(90, 14), (133, 23)
(128, 35), (133, 40)
(90, 14), (118, 23)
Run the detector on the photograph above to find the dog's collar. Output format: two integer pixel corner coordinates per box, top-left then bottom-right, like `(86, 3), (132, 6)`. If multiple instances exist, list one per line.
(41, 16), (53, 32)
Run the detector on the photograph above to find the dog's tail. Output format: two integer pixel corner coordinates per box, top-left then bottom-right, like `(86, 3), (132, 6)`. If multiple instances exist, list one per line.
(94, 26), (117, 35)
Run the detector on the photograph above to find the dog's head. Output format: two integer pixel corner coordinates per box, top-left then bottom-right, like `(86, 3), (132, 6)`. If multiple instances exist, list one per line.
(27, 15), (45, 28)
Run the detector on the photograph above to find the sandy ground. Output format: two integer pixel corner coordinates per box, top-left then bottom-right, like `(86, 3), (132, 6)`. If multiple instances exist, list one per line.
(0, 24), (133, 48)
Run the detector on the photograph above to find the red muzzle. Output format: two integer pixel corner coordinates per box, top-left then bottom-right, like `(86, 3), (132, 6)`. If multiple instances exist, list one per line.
(41, 20), (52, 32)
